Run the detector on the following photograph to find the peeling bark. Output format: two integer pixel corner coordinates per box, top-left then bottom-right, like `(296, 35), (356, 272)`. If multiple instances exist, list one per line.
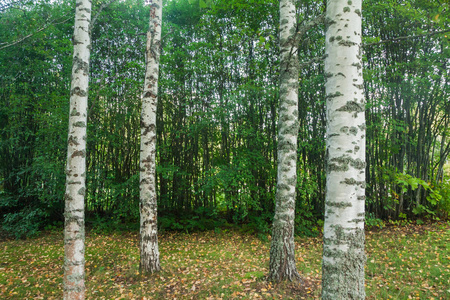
(268, 0), (301, 283)
(64, 0), (91, 299)
(322, 0), (366, 299)
(139, 0), (162, 274)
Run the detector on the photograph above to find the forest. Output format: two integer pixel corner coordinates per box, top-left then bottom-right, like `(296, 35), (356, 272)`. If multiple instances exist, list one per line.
(0, 0), (450, 298)
(1, 0), (449, 237)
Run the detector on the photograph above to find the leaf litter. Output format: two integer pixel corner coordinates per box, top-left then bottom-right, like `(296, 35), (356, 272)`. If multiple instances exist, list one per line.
(0, 222), (448, 299)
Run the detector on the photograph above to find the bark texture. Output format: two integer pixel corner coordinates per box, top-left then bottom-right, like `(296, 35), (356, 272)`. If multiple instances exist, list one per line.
(268, 0), (301, 282)
(322, 0), (366, 299)
(139, 0), (162, 274)
(64, 0), (91, 299)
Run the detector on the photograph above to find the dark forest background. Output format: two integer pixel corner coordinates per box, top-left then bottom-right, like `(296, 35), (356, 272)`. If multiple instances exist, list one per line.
(1, 0), (449, 238)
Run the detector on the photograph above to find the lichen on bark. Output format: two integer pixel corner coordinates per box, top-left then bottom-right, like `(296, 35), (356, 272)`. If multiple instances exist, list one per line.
(268, 0), (301, 283)
(64, 1), (91, 299)
(322, 227), (366, 300)
(322, 0), (366, 298)
(139, 0), (162, 274)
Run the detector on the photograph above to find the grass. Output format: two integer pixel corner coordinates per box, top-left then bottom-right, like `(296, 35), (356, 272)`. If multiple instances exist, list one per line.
(0, 222), (449, 299)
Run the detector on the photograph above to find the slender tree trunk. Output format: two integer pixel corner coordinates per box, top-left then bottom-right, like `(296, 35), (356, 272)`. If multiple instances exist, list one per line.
(139, 0), (162, 274)
(436, 132), (448, 183)
(322, 0), (366, 299)
(268, 0), (301, 282)
(64, 0), (91, 299)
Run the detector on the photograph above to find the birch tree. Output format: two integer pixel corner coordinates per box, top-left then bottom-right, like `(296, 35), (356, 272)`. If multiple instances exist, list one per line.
(139, 0), (162, 274)
(268, 0), (301, 282)
(322, 0), (366, 298)
(63, 0), (91, 299)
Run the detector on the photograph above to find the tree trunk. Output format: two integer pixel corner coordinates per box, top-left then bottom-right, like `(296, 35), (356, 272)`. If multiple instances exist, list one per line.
(322, 0), (366, 299)
(268, 0), (301, 282)
(139, 0), (162, 274)
(64, 0), (91, 299)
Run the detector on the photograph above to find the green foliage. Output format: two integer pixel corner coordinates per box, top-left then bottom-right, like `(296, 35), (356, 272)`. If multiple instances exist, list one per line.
(240, 214), (271, 241)
(1, 0), (449, 236)
(395, 172), (427, 193)
(433, 180), (450, 218)
(0, 0), (72, 238)
(166, 0), (203, 26)
(364, 0), (450, 220)
(295, 206), (321, 237)
(86, 213), (140, 234)
(379, 169), (448, 220)
(1, 198), (47, 239)
(158, 215), (225, 233)
(159, 207), (226, 233)
(365, 213), (385, 229)
(393, 172), (446, 217)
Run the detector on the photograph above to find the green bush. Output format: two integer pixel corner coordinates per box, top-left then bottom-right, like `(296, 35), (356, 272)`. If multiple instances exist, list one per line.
(240, 214), (271, 241)
(295, 207), (320, 237)
(434, 180), (450, 218)
(393, 172), (443, 218)
(1, 205), (47, 239)
(365, 212), (385, 229)
(159, 207), (226, 233)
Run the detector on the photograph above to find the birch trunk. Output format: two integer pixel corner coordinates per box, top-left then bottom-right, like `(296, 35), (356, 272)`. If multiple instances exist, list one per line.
(322, 0), (366, 299)
(268, 0), (301, 282)
(64, 0), (91, 299)
(139, 0), (162, 274)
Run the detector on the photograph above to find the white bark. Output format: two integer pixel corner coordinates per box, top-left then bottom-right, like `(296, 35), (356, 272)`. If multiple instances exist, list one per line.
(139, 0), (162, 274)
(268, 0), (301, 282)
(64, 0), (91, 299)
(322, 0), (366, 299)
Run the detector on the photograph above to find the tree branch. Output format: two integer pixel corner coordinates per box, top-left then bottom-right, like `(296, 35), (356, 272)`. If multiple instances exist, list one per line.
(296, 28), (450, 67)
(363, 29), (450, 47)
(299, 54), (327, 68)
(0, 0), (26, 13)
(0, 16), (71, 50)
(295, 14), (325, 41)
(91, 0), (119, 29)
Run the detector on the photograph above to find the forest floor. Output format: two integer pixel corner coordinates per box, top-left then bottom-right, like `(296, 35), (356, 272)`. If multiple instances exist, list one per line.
(0, 222), (449, 299)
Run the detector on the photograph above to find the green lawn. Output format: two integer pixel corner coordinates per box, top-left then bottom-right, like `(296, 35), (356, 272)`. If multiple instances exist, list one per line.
(1, 222), (449, 299)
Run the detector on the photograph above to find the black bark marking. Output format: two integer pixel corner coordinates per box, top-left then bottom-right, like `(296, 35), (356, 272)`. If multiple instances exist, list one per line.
(71, 87), (87, 97)
(71, 150), (86, 158)
(336, 101), (364, 113)
(73, 121), (86, 128)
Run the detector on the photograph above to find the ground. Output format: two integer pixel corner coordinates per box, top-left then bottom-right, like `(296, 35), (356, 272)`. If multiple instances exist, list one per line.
(0, 222), (449, 299)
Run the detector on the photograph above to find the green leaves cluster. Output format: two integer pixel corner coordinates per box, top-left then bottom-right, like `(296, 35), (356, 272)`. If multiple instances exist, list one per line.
(0, 0), (73, 238)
